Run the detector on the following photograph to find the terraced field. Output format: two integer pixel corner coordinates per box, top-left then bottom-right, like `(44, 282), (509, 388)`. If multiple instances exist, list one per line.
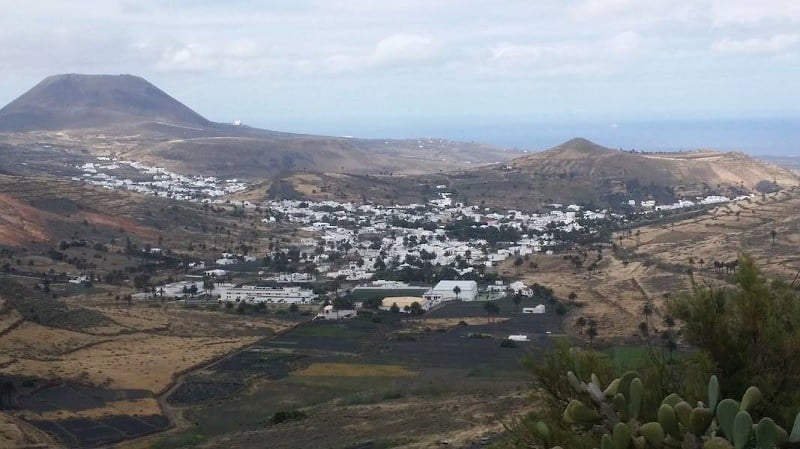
(0, 278), (291, 448)
(120, 302), (562, 449)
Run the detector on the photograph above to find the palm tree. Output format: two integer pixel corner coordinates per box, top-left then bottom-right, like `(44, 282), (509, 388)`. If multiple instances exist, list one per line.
(484, 301), (500, 324)
(642, 301), (653, 329)
(771, 229), (777, 245)
(511, 293), (522, 313)
(575, 316), (587, 332)
(587, 321), (598, 346)
(452, 285), (461, 301)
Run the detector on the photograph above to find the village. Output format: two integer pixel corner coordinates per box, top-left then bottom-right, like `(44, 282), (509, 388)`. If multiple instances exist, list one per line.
(64, 158), (747, 332)
(68, 157), (759, 319)
(75, 158), (248, 201)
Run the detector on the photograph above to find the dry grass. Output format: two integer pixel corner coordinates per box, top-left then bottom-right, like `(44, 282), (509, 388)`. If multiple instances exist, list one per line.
(0, 412), (58, 448)
(34, 398), (162, 420)
(619, 187), (800, 279)
(0, 322), (104, 358)
(498, 188), (800, 344)
(0, 334), (259, 393)
(294, 363), (415, 378)
(501, 253), (690, 344)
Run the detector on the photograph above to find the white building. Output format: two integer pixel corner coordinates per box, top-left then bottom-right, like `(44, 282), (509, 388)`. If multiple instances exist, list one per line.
(217, 284), (316, 304)
(315, 305), (356, 320)
(522, 305), (546, 314)
(425, 280), (478, 302)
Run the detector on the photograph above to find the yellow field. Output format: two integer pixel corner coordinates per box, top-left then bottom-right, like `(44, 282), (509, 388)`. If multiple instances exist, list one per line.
(0, 334), (259, 393)
(0, 321), (104, 358)
(32, 398), (162, 420)
(294, 363), (416, 377)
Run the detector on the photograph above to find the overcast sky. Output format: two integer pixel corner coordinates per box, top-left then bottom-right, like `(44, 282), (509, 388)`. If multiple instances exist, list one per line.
(1, 0), (799, 149)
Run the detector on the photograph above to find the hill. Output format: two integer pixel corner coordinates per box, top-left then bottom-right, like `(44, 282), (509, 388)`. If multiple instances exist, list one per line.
(0, 74), (516, 178)
(0, 74), (212, 132)
(275, 138), (800, 210)
(508, 137), (798, 194)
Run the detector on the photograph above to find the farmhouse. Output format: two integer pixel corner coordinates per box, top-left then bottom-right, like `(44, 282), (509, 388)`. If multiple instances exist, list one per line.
(425, 280), (478, 302)
(216, 284), (316, 304)
(315, 305), (356, 320)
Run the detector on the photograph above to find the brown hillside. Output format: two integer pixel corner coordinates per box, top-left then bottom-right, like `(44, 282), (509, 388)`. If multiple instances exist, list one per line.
(509, 138), (798, 191)
(271, 138), (799, 211)
(0, 74), (211, 132)
(0, 74), (518, 178)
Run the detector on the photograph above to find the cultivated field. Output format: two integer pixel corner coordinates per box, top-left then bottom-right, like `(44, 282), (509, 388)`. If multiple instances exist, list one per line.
(0, 281), (291, 448)
(119, 302), (562, 449)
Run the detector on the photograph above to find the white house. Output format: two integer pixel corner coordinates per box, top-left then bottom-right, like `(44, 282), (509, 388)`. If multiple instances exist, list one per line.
(425, 280), (478, 302)
(315, 305), (356, 320)
(522, 305), (546, 314)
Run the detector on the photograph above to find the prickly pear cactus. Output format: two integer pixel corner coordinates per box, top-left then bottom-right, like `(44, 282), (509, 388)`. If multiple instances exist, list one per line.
(534, 370), (800, 449)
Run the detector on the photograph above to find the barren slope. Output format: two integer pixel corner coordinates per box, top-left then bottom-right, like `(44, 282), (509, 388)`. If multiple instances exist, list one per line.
(275, 138), (800, 210)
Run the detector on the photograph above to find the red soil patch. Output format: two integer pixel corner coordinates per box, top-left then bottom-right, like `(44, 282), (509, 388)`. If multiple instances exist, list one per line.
(78, 212), (158, 240)
(0, 193), (56, 245)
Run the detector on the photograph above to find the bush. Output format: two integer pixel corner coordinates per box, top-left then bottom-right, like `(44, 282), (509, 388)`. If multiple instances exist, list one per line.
(467, 332), (492, 339)
(268, 409), (307, 425)
(500, 339), (518, 348)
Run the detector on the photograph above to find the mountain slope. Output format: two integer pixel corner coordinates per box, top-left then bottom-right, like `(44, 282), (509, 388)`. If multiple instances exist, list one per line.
(0, 74), (212, 132)
(0, 74), (516, 177)
(274, 138), (800, 210)
(508, 137), (799, 191)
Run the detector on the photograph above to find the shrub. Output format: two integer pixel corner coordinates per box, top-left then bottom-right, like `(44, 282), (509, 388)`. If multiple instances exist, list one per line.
(467, 332), (492, 339)
(268, 409), (307, 425)
(500, 339), (518, 348)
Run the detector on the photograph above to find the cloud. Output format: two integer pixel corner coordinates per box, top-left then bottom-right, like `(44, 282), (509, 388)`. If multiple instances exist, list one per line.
(710, 0), (800, 26)
(711, 34), (800, 54)
(316, 33), (443, 74)
(568, 0), (700, 26)
(372, 34), (441, 66)
(488, 31), (643, 76)
(140, 38), (273, 76)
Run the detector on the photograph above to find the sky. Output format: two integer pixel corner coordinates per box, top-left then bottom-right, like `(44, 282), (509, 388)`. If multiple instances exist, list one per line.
(0, 0), (799, 152)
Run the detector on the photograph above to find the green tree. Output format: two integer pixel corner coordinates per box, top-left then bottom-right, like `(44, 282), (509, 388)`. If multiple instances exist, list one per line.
(202, 276), (214, 294)
(409, 301), (424, 319)
(669, 254), (800, 426)
(452, 285), (461, 301)
(133, 273), (151, 290)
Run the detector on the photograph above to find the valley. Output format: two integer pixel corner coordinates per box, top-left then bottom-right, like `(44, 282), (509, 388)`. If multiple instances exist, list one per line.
(0, 74), (799, 449)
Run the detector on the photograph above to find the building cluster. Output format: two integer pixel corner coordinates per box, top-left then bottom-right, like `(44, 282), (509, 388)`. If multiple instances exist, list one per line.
(75, 158), (247, 201)
(154, 279), (317, 304)
(259, 195), (610, 281)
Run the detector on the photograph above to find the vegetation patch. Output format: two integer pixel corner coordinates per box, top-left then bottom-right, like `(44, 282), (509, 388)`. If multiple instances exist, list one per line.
(294, 363), (415, 378)
(268, 409), (308, 425)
